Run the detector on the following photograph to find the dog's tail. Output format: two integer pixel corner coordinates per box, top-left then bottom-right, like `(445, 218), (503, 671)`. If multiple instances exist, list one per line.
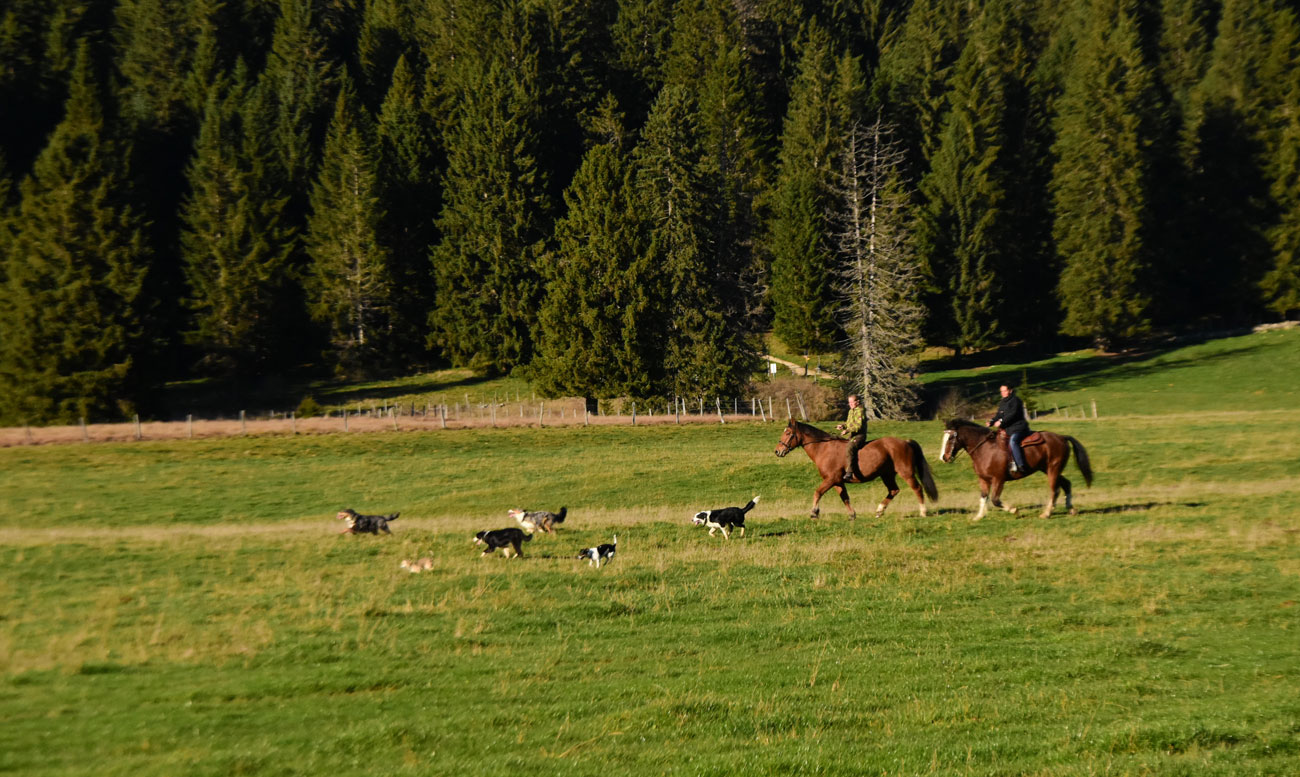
(553, 507), (567, 524)
(389, 513), (400, 521)
(743, 496), (761, 514)
(523, 532), (534, 542)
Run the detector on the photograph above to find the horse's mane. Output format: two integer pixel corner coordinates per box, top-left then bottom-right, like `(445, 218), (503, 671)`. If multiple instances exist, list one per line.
(945, 418), (989, 432)
(790, 420), (840, 442)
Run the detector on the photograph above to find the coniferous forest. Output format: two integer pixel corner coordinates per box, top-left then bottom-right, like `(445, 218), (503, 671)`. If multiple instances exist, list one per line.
(1, 0), (1298, 424)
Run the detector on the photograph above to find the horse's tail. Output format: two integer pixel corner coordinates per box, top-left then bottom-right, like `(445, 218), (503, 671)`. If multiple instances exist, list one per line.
(1065, 436), (1094, 487)
(907, 440), (940, 501)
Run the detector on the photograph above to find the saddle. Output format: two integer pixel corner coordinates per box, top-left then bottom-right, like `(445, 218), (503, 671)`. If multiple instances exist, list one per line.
(996, 429), (1043, 447)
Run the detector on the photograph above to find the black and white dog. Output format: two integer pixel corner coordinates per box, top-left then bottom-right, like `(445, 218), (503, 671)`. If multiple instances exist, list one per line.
(336, 509), (399, 535)
(691, 496), (759, 540)
(473, 528), (533, 558)
(576, 535), (617, 568)
(508, 506), (567, 534)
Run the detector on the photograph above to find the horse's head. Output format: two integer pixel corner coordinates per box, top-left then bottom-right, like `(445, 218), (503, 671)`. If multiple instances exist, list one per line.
(940, 419), (974, 462)
(774, 420), (800, 458)
(941, 419), (992, 462)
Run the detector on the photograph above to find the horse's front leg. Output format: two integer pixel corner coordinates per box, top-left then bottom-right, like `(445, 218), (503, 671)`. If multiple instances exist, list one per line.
(991, 478), (1018, 515)
(811, 479), (836, 519)
(831, 484), (858, 520)
(973, 478), (991, 521)
(876, 473), (901, 518)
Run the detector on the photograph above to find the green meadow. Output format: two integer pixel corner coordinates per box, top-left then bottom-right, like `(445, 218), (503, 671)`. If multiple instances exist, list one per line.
(2, 329), (1298, 776)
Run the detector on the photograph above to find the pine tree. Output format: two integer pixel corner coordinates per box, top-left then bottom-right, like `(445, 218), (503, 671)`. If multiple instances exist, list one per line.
(430, 50), (549, 373)
(1052, 0), (1157, 349)
(376, 54), (438, 364)
(632, 85), (732, 397)
(180, 65), (296, 377)
(767, 26), (862, 355)
(533, 135), (654, 403)
(0, 43), (151, 424)
(915, 0), (1030, 352)
(1260, 8), (1300, 319)
(873, 0), (971, 171)
(835, 118), (923, 419)
(693, 39), (767, 386)
(259, 0), (337, 211)
(304, 82), (393, 377)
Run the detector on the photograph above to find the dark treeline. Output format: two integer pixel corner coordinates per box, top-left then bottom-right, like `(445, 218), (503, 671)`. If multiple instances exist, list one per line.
(1, 0), (1298, 424)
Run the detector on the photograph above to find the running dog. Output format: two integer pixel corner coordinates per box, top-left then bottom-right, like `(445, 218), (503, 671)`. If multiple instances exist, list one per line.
(508, 506), (567, 534)
(336, 509), (399, 535)
(473, 528), (533, 558)
(691, 496), (759, 540)
(577, 535), (617, 568)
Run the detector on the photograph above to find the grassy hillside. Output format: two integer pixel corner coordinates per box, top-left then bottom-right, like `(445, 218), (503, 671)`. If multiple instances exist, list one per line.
(2, 329), (1298, 776)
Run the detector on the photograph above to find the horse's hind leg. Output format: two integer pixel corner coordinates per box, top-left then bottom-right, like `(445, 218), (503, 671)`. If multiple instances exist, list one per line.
(1059, 475), (1075, 515)
(900, 472), (928, 518)
(876, 473), (902, 519)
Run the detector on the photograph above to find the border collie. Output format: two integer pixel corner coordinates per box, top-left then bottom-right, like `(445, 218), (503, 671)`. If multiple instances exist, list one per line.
(508, 506), (567, 534)
(577, 535), (617, 568)
(473, 528), (533, 558)
(336, 509), (399, 535)
(691, 496), (759, 540)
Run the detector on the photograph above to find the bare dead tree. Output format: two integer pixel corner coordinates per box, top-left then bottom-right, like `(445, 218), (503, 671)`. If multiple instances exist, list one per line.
(833, 118), (924, 419)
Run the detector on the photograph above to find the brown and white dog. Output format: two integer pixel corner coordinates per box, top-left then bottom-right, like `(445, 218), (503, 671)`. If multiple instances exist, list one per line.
(508, 506), (567, 534)
(336, 509), (399, 535)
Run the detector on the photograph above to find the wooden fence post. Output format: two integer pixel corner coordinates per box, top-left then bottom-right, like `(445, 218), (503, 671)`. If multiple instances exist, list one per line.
(786, 397), (792, 420)
(631, 402), (636, 426)
(440, 404), (447, 429)
(291, 411), (297, 435)
(1091, 399), (1098, 419)
(343, 409), (349, 432)
(240, 410), (246, 434)
(134, 414), (142, 440)
(187, 414), (193, 439)
(80, 417), (88, 442)
(539, 403), (544, 428)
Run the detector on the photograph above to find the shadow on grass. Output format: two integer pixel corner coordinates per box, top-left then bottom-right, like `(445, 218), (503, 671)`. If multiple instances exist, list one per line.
(314, 372), (493, 406)
(158, 369), (500, 419)
(919, 337), (1272, 415)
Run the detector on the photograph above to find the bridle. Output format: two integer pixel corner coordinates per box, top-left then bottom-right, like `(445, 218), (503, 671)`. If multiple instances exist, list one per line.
(942, 426), (993, 462)
(775, 426), (801, 458)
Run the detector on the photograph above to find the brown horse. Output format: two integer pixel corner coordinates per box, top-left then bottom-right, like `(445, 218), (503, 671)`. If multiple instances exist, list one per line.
(939, 419), (1093, 520)
(774, 420), (938, 520)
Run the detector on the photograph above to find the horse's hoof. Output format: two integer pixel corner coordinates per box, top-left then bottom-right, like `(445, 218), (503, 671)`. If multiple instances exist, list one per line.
(1068, 508), (1078, 516)
(1006, 506), (1018, 514)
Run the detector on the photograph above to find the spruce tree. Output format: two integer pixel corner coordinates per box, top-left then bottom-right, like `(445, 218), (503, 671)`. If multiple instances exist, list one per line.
(533, 136), (654, 403)
(915, 0), (1030, 352)
(180, 65), (296, 377)
(0, 43), (150, 424)
(430, 52), (549, 373)
(767, 27), (862, 356)
(304, 82), (393, 377)
(376, 54), (438, 364)
(1051, 0), (1158, 349)
(632, 85), (732, 397)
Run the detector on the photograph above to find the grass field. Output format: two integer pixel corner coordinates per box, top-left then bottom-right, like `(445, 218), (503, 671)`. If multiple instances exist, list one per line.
(2, 330), (1298, 775)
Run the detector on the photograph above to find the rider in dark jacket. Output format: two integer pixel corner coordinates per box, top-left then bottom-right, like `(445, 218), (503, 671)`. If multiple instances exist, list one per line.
(988, 383), (1030, 473)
